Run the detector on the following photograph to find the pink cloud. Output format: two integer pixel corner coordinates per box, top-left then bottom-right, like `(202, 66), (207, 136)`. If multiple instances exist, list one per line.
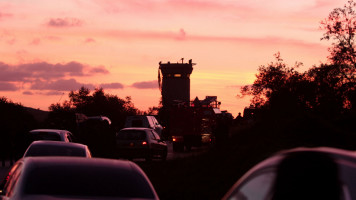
(0, 12), (12, 20)
(107, 29), (191, 41)
(41, 91), (65, 96)
(45, 35), (62, 41)
(131, 80), (158, 89)
(99, 83), (124, 89)
(89, 66), (109, 74)
(106, 28), (324, 50)
(0, 82), (18, 91)
(0, 60), (117, 94)
(187, 35), (325, 50)
(85, 38), (96, 43)
(94, 0), (249, 15)
(30, 38), (41, 45)
(29, 79), (125, 93)
(0, 62), (30, 81)
(0, 61), (110, 82)
(176, 29), (186, 40)
(6, 38), (16, 45)
(23, 91), (34, 95)
(20, 61), (86, 79)
(312, 0), (339, 10)
(46, 17), (84, 28)
(30, 78), (95, 91)
(167, 0), (245, 13)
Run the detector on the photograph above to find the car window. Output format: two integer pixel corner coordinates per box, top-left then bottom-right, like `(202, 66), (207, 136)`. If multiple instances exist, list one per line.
(152, 117), (159, 125)
(131, 119), (144, 127)
(25, 145), (86, 157)
(152, 131), (161, 140)
(227, 171), (276, 200)
(117, 130), (146, 140)
(30, 132), (61, 141)
(148, 117), (154, 127)
(148, 131), (157, 140)
(66, 133), (73, 142)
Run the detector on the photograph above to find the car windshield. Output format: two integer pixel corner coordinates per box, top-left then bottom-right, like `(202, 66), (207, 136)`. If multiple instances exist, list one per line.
(23, 164), (155, 198)
(117, 130), (146, 140)
(131, 119), (145, 127)
(30, 132), (61, 141)
(25, 145), (86, 157)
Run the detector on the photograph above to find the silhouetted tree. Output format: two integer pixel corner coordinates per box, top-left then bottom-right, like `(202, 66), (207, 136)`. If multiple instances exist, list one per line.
(48, 87), (139, 131)
(241, 53), (309, 115)
(321, 0), (356, 66)
(306, 64), (347, 117)
(236, 1), (356, 148)
(47, 101), (76, 131)
(145, 106), (160, 115)
(0, 97), (37, 163)
(46, 87), (140, 157)
(320, 0), (356, 111)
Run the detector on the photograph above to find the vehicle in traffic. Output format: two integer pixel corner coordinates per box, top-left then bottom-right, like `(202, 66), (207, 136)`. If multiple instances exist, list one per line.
(23, 141), (92, 158)
(28, 129), (74, 142)
(168, 96), (221, 151)
(116, 127), (167, 161)
(124, 115), (164, 137)
(76, 115), (114, 158)
(0, 157), (159, 200)
(223, 147), (356, 200)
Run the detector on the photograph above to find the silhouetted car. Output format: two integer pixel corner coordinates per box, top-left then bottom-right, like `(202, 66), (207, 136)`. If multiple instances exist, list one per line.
(116, 128), (167, 161)
(28, 129), (74, 142)
(23, 141), (92, 158)
(124, 116), (164, 137)
(87, 115), (112, 125)
(223, 147), (356, 200)
(0, 157), (159, 200)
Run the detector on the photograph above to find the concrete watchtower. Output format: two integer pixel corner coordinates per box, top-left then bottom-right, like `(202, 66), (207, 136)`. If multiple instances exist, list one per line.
(158, 59), (194, 108)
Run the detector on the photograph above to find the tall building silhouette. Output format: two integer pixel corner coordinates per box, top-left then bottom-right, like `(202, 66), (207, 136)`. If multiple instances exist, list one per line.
(158, 59), (194, 108)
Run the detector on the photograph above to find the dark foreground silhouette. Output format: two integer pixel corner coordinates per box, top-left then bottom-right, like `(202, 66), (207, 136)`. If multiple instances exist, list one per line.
(271, 151), (341, 200)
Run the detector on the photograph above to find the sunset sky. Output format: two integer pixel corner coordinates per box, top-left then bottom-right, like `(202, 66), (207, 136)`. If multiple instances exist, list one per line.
(0, 0), (346, 116)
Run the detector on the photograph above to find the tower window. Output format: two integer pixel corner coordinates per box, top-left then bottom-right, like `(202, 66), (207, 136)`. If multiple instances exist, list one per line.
(174, 74), (182, 77)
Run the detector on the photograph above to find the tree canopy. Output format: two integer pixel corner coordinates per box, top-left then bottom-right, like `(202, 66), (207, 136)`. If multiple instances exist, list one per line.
(241, 1), (356, 120)
(47, 87), (139, 131)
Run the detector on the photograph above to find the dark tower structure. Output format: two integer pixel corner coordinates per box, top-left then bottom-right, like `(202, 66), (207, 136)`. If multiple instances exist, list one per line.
(158, 59), (194, 108)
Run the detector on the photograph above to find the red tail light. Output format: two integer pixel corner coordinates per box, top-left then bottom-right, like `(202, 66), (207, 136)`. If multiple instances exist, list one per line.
(6, 172), (11, 181)
(173, 138), (176, 142)
(142, 141), (147, 145)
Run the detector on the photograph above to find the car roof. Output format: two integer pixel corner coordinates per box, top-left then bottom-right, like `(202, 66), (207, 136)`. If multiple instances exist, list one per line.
(27, 140), (86, 148)
(251, 147), (356, 172)
(23, 141), (89, 158)
(120, 127), (152, 131)
(29, 129), (70, 135)
(87, 116), (112, 125)
(223, 147), (356, 199)
(21, 156), (132, 169)
(15, 157), (158, 199)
